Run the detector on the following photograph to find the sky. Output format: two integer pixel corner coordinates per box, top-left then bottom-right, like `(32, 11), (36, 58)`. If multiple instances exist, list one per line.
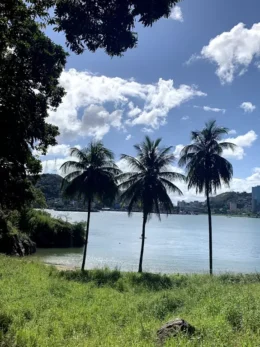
(40, 0), (260, 203)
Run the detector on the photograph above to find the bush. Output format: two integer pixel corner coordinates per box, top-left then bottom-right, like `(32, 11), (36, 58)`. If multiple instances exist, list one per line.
(22, 210), (85, 248)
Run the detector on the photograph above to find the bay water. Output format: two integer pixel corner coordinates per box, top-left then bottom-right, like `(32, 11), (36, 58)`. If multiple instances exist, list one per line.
(31, 210), (260, 274)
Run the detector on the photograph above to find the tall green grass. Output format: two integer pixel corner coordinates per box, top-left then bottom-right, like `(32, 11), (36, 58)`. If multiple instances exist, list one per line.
(0, 256), (260, 346)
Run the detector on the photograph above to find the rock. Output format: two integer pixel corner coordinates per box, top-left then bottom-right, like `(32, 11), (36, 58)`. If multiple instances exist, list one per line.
(0, 233), (36, 256)
(157, 318), (195, 344)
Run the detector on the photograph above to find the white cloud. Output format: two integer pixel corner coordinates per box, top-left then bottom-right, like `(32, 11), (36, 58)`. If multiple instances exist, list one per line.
(33, 144), (81, 158)
(203, 106), (226, 114)
(46, 144), (71, 156)
(188, 23), (260, 84)
(128, 102), (142, 118)
(126, 79), (206, 128)
(228, 129), (237, 135)
(125, 134), (132, 141)
(48, 69), (206, 140)
(173, 144), (184, 159)
(240, 102), (256, 113)
(81, 105), (123, 139)
(181, 116), (189, 121)
(194, 105), (226, 113)
(169, 6), (183, 22)
(41, 156), (75, 175)
(223, 130), (257, 160)
(141, 127), (154, 134)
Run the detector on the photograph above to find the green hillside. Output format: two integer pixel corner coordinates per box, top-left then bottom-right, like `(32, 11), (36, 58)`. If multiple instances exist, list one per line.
(209, 191), (251, 209)
(35, 174), (63, 201)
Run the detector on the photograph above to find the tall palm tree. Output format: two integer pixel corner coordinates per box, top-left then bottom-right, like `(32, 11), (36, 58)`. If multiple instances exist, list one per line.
(118, 136), (185, 273)
(178, 120), (236, 275)
(60, 142), (121, 271)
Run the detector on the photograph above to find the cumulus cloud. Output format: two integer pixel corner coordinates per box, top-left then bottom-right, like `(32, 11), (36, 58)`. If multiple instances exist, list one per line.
(41, 156), (75, 175)
(48, 69), (206, 141)
(240, 102), (256, 113)
(223, 130), (257, 160)
(33, 144), (81, 158)
(125, 134), (132, 141)
(128, 102), (141, 118)
(173, 144), (185, 159)
(46, 144), (71, 157)
(141, 127), (154, 134)
(228, 129), (237, 135)
(194, 105), (226, 113)
(81, 105), (123, 139)
(169, 6), (183, 22)
(188, 23), (260, 84)
(203, 106), (226, 114)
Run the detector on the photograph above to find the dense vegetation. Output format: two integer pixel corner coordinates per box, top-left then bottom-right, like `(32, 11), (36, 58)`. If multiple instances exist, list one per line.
(0, 1), (67, 210)
(1, 256), (260, 346)
(21, 210), (85, 248)
(0, 210), (85, 255)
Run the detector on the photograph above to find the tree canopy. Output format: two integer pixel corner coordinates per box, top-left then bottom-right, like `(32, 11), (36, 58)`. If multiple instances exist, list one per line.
(119, 136), (184, 218)
(119, 136), (184, 272)
(179, 120), (236, 195)
(179, 120), (236, 274)
(0, 0), (181, 208)
(53, 0), (181, 56)
(0, 0), (67, 209)
(61, 143), (121, 270)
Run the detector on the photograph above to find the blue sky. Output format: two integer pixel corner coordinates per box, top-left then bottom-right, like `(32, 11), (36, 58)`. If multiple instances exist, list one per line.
(42, 0), (260, 201)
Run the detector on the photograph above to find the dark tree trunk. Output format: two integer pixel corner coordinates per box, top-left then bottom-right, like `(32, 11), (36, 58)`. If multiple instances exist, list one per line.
(138, 213), (147, 273)
(81, 198), (91, 271)
(206, 191), (213, 275)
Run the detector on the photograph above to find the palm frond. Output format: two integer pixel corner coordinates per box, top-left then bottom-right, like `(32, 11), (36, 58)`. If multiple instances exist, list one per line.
(120, 154), (145, 172)
(60, 161), (86, 174)
(160, 178), (183, 195)
(219, 142), (237, 151)
(159, 171), (186, 182)
(179, 120), (234, 197)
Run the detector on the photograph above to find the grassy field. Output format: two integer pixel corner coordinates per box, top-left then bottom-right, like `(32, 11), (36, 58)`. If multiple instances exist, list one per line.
(0, 257), (260, 346)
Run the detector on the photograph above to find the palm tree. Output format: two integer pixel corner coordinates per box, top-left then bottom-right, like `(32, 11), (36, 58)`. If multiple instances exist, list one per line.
(60, 142), (121, 271)
(118, 136), (185, 273)
(178, 120), (236, 275)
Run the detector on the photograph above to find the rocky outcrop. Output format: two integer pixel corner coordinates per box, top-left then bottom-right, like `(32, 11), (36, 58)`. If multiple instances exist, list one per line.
(157, 318), (195, 344)
(0, 233), (36, 256)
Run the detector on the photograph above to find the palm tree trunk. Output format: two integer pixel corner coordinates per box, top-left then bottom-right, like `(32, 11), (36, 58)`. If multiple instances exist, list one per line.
(206, 191), (213, 275)
(138, 213), (147, 273)
(81, 198), (92, 271)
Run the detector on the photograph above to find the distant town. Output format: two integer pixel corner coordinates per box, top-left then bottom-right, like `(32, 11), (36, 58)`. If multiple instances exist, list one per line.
(35, 174), (260, 217)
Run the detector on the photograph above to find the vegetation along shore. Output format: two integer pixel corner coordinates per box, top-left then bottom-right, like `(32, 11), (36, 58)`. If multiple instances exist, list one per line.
(1, 256), (260, 347)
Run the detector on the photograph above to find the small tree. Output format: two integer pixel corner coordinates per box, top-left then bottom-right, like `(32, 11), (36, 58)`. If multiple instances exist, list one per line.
(179, 120), (236, 275)
(61, 143), (121, 271)
(118, 136), (185, 273)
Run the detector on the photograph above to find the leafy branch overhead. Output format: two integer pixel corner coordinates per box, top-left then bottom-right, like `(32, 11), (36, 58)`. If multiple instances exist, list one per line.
(31, 0), (181, 56)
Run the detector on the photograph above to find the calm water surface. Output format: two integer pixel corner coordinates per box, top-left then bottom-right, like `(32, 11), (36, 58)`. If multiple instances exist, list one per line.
(31, 210), (260, 274)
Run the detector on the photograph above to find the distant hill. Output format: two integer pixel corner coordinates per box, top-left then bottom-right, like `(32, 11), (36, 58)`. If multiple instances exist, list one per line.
(35, 174), (63, 201)
(209, 191), (251, 209)
(35, 174), (252, 212)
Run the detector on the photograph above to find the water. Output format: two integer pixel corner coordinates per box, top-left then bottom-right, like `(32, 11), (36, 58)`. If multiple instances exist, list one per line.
(31, 210), (260, 274)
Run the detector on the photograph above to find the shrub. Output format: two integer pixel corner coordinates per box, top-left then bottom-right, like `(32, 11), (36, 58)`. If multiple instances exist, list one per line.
(22, 210), (85, 248)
